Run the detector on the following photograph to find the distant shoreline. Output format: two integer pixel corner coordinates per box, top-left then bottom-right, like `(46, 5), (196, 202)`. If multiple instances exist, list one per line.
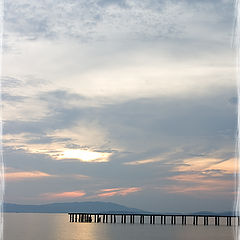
(3, 201), (236, 216)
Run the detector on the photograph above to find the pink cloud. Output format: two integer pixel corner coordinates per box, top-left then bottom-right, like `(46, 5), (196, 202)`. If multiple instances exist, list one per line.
(73, 174), (89, 179)
(5, 171), (51, 181)
(42, 191), (86, 199)
(173, 157), (236, 174)
(124, 157), (164, 165)
(162, 157), (236, 197)
(101, 188), (122, 192)
(159, 184), (234, 197)
(98, 192), (119, 197)
(161, 172), (234, 196)
(98, 187), (141, 198)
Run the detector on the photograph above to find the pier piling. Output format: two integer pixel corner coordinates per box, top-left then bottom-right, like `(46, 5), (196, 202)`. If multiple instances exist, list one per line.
(68, 213), (238, 226)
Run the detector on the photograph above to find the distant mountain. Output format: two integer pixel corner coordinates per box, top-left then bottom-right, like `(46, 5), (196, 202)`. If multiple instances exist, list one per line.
(191, 211), (238, 216)
(190, 211), (216, 215)
(3, 201), (149, 214)
(151, 211), (238, 216)
(4, 202), (237, 216)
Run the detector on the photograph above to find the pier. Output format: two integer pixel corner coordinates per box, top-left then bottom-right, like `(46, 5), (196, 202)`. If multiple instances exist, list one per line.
(68, 213), (239, 226)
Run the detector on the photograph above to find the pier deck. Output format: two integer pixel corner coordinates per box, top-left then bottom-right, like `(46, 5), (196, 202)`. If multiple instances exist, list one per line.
(68, 213), (239, 226)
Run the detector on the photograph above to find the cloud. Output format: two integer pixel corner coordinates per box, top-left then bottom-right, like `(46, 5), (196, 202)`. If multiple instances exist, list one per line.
(97, 187), (142, 197)
(5, 170), (51, 181)
(2, 93), (26, 102)
(3, 87), (236, 172)
(160, 157), (236, 196)
(173, 157), (236, 175)
(41, 191), (86, 200)
(159, 182), (234, 196)
(4, 0), (233, 42)
(98, 0), (127, 8)
(54, 149), (112, 163)
(1, 76), (23, 88)
(123, 148), (185, 165)
(124, 157), (164, 165)
(71, 174), (90, 180)
(3, 0), (234, 104)
(1, 0), (236, 212)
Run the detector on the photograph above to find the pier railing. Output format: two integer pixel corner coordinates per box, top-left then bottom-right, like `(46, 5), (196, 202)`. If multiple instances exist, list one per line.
(68, 213), (239, 226)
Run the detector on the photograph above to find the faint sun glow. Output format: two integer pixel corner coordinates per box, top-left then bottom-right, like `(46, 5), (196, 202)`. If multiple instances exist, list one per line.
(57, 149), (111, 162)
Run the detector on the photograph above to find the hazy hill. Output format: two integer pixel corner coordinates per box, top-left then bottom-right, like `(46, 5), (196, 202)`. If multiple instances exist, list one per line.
(3, 201), (149, 214)
(3, 202), (237, 216)
(191, 211), (238, 216)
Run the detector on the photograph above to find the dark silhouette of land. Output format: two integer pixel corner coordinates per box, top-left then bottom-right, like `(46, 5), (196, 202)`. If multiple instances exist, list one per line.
(3, 201), (148, 214)
(3, 201), (237, 216)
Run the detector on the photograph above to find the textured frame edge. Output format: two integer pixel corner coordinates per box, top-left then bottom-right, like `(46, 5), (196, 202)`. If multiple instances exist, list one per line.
(0, 0), (4, 239)
(235, 0), (240, 240)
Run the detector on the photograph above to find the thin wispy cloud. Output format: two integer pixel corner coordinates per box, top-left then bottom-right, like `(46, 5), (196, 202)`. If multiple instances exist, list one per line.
(124, 157), (164, 165)
(5, 171), (52, 181)
(173, 157), (235, 175)
(41, 191), (86, 200)
(159, 183), (234, 196)
(97, 187), (142, 197)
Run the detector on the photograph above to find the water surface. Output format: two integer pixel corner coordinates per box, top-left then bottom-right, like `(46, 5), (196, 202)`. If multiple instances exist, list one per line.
(4, 213), (235, 240)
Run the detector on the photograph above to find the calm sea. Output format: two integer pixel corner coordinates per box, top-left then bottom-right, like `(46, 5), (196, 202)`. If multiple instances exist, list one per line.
(3, 213), (235, 240)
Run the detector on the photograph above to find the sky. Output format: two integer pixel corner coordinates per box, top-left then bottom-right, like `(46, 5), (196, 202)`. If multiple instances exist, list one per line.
(1, 0), (237, 213)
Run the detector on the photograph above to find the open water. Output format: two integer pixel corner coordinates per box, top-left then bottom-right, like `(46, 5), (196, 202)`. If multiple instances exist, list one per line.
(3, 213), (236, 240)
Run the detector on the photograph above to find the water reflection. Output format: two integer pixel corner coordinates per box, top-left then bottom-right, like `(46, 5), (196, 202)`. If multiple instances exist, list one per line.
(4, 213), (235, 240)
